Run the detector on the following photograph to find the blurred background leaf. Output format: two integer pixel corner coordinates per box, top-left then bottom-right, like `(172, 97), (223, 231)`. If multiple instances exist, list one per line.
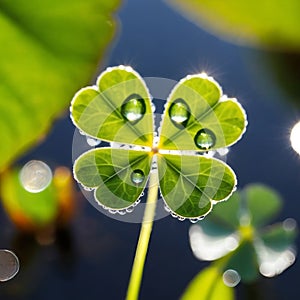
(181, 266), (234, 300)
(166, 0), (300, 51)
(0, 166), (75, 232)
(0, 0), (120, 172)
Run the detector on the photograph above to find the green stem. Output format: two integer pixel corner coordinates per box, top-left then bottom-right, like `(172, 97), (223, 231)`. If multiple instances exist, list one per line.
(126, 170), (159, 300)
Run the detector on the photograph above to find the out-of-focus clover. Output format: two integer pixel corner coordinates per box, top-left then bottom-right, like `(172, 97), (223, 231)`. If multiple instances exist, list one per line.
(0, 165), (76, 237)
(189, 184), (297, 282)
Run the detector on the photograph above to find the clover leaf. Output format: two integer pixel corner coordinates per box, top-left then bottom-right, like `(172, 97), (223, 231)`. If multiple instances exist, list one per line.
(70, 66), (247, 220)
(189, 184), (297, 283)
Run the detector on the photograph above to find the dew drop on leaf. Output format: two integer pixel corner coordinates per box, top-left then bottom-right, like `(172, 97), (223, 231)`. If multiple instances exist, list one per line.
(20, 160), (52, 193)
(131, 169), (145, 185)
(194, 128), (216, 150)
(168, 98), (190, 126)
(121, 96), (146, 123)
(86, 136), (101, 147)
(0, 250), (19, 282)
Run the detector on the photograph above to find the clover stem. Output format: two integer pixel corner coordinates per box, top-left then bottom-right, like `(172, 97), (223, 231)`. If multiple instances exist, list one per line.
(126, 170), (159, 300)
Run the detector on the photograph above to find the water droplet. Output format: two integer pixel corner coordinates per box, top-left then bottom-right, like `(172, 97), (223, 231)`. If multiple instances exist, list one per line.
(190, 218), (199, 224)
(194, 128), (216, 150)
(223, 269), (241, 287)
(83, 186), (93, 192)
(131, 169), (145, 185)
(20, 160), (52, 193)
(126, 207), (134, 213)
(117, 209), (126, 215)
(169, 99), (190, 126)
(164, 205), (171, 212)
(121, 95), (146, 123)
(178, 216), (186, 221)
(86, 136), (101, 147)
(109, 209), (117, 214)
(0, 250), (19, 282)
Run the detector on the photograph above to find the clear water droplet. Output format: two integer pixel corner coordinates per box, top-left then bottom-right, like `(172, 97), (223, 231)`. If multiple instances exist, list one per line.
(131, 169), (145, 185)
(83, 186), (93, 192)
(190, 216), (205, 223)
(178, 216), (186, 221)
(223, 269), (241, 287)
(108, 209), (117, 214)
(117, 209), (126, 215)
(169, 99), (190, 126)
(121, 95), (146, 123)
(0, 250), (19, 282)
(86, 136), (101, 147)
(164, 205), (171, 212)
(190, 218), (199, 224)
(194, 128), (216, 150)
(20, 160), (52, 193)
(126, 207), (134, 213)
(171, 212), (178, 218)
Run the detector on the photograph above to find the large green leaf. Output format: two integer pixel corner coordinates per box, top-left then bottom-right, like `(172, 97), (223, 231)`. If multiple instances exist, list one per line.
(74, 148), (153, 210)
(181, 266), (234, 300)
(158, 154), (236, 218)
(0, 0), (120, 171)
(71, 66), (154, 147)
(167, 0), (300, 51)
(159, 74), (246, 151)
(245, 184), (282, 227)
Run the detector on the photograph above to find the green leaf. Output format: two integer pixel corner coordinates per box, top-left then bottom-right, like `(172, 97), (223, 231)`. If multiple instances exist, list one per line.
(255, 223), (297, 277)
(181, 266), (234, 300)
(208, 191), (241, 229)
(244, 184), (282, 227)
(0, 169), (58, 227)
(260, 222), (297, 251)
(225, 241), (259, 282)
(71, 66), (154, 147)
(158, 74), (246, 151)
(167, 0), (300, 51)
(74, 148), (153, 210)
(0, 0), (120, 171)
(158, 154), (236, 218)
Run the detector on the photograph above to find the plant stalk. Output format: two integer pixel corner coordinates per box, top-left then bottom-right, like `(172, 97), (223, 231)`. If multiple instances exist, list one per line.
(126, 170), (159, 300)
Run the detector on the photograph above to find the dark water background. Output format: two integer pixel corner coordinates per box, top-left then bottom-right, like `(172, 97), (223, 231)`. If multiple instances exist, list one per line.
(1, 0), (300, 299)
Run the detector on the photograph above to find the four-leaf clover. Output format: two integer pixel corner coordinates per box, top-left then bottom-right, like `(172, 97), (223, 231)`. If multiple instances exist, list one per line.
(70, 66), (247, 220)
(189, 184), (297, 281)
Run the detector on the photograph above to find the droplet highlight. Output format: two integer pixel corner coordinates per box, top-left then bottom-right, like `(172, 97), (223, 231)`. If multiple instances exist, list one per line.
(131, 169), (145, 185)
(223, 269), (241, 287)
(20, 160), (52, 193)
(169, 98), (190, 126)
(86, 136), (101, 147)
(0, 250), (19, 282)
(121, 95), (146, 123)
(194, 128), (216, 150)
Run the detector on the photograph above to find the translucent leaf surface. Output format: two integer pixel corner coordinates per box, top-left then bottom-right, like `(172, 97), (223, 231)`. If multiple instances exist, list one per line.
(181, 266), (234, 300)
(245, 184), (282, 227)
(0, 0), (120, 171)
(158, 154), (236, 218)
(167, 0), (300, 51)
(74, 148), (153, 210)
(159, 74), (246, 151)
(71, 66), (154, 147)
